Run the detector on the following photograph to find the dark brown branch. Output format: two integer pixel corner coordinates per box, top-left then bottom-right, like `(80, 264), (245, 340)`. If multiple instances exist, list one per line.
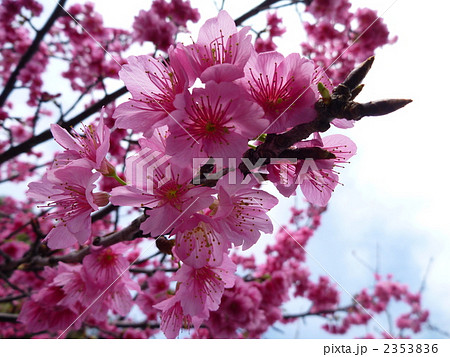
(0, 86), (127, 165)
(114, 320), (160, 329)
(239, 57), (412, 175)
(1, 213), (147, 271)
(234, 0), (282, 26)
(0, 271), (28, 295)
(23, 246), (91, 269)
(0, 293), (28, 303)
(277, 147), (336, 160)
(129, 267), (177, 276)
(93, 214), (147, 247)
(91, 204), (118, 222)
(283, 304), (355, 319)
(0, 0), (68, 108)
(0, 313), (18, 323)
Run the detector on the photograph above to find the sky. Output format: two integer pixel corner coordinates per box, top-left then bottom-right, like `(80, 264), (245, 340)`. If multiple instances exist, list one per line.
(13, 0), (450, 338)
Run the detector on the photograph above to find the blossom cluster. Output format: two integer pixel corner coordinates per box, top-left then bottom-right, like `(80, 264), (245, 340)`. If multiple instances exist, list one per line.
(0, 1), (428, 340)
(108, 10), (360, 337)
(18, 10), (360, 337)
(132, 0), (200, 51)
(303, 0), (397, 82)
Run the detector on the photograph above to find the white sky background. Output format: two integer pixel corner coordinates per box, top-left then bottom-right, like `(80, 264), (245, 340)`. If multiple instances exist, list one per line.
(11, 0), (450, 338)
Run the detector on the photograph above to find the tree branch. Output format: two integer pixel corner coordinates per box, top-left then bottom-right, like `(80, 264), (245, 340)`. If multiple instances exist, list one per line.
(283, 304), (355, 319)
(92, 214), (147, 247)
(234, 0), (283, 26)
(239, 57), (412, 175)
(0, 313), (18, 323)
(0, 0), (68, 108)
(0, 86), (128, 165)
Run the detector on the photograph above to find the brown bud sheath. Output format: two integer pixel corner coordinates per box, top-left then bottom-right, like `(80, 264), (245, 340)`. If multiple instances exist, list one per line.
(341, 56), (375, 91)
(344, 99), (413, 120)
(156, 236), (175, 255)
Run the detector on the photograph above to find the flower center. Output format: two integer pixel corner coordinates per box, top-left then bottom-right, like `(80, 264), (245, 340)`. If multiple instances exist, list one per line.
(205, 122), (216, 132)
(248, 63), (295, 113)
(185, 95), (233, 144)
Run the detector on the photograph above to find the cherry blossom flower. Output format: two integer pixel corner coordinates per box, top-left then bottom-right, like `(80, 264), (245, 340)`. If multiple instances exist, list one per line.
(180, 10), (253, 83)
(50, 109), (112, 173)
(136, 271), (171, 320)
(268, 134), (357, 206)
(298, 134), (357, 206)
(306, 0), (352, 23)
(17, 264), (84, 333)
(82, 244), (130, 286)
(153, 295), (195, 339)
(132, 10), (177, 51)
(166, 81), (267, 164)
(110, 138), (214, 236)
(132, 0), (199, 51)
(113, 54), (189, 137)
(173, 214), (229, 269)
(27, 161), (108, 249)
(213, 173), (278, 250)
(242, 51), (318, 133)
(174, 254), (236, 318)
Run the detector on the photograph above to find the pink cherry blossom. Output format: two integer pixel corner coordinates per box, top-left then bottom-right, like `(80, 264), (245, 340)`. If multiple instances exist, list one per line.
(113, 53), (189, 137)
(298, 134), (357, 206)
(269, 134), (356, 205)
(132, 10), (177, 51)
(82, 244), (130, 286)
(136, 271), (171, 320)
(174, 254), (236, 318)
(307, 276), (340, 313)
(213, 172), (278, 250)
(27, 161), (107, 249)
(306, 0), (352, 23)
(173, 214), (229, 269)
(17, 264), (84, 333)
(166, 81), (267, 164)
(132, 0), (199, 51)
(242, 51), (318, 133)
(50, 109), (111, 173)
(153, 295), (192, 339)
(182, 10), (253, 83)
(110, 139), (214, 236)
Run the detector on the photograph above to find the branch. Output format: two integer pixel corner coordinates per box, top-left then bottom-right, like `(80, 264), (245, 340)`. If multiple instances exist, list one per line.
(0, 0), (68, 108)
(234, 0), (282, 26)
(283, 304), (355, 319)
(0, 86), (128, 165)
(91, 204), (118, 222)
(0, 271), (28, 295)
(0, 212), (146, 272)
(129, 267), (177, 275)
(92, 214), (147, 247)
(239, 57), (412, 175)
(114, 320), (160, 329)
(23, 246), (91, 269)
(0, 313), (18, 323)
(0, 293), (28, 303)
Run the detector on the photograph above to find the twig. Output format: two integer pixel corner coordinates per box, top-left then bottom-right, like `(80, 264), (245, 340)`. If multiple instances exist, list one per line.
(129, 267), (177, 276)
(92, 214), (147, 247)
(283, 304), (355, 319)
(0, 0), (68, 108)
(0, 86), (128, 165)
(0, 293), (28, 303)
(0, 271), (28, 295)
(0, 313), (18, 323)
(234, 0), (282, 26)
(91, 204), (118, 222)
(238, 57), (412, 176)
